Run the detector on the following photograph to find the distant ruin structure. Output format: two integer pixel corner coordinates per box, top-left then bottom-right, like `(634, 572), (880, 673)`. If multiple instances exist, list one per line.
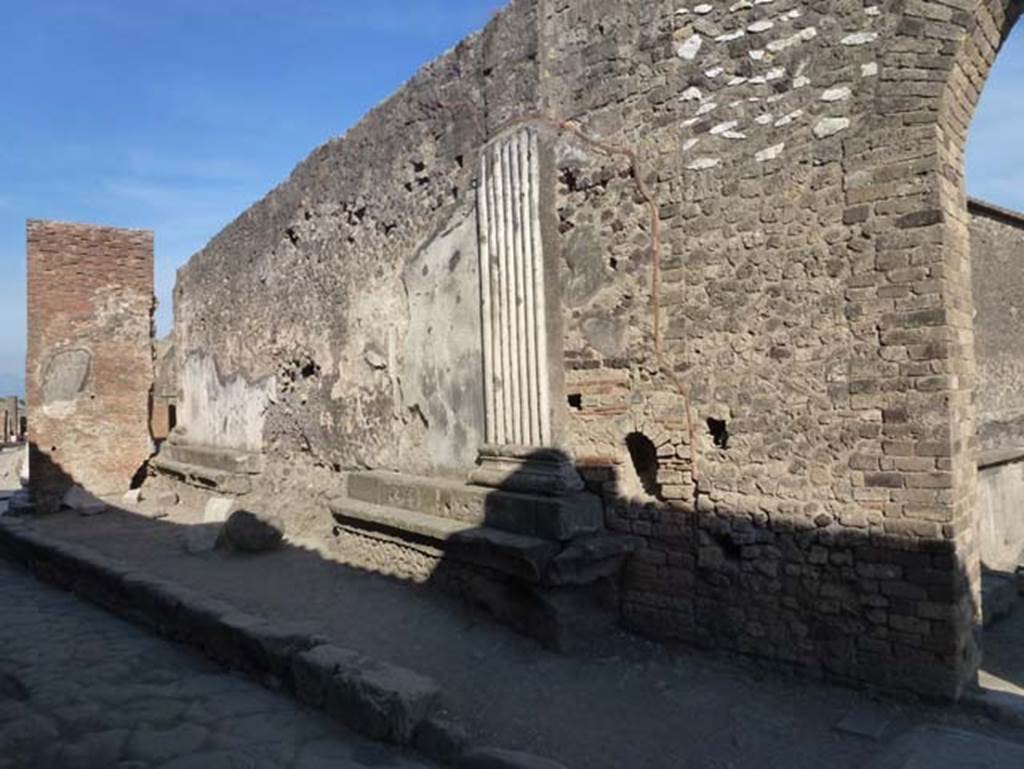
(26, 221), (154, 513)
(1, 396), (25, 443)
(27, 0), (1024, 701)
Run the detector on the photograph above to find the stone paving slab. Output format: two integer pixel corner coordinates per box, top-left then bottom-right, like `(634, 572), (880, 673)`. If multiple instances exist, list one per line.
(0, 558), (433, 769)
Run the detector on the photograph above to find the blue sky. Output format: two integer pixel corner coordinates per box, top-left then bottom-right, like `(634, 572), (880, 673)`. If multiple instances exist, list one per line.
(0, 5), (1021, 397)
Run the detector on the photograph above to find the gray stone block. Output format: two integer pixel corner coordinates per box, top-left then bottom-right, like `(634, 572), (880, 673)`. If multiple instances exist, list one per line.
(222, 509), (284, 553)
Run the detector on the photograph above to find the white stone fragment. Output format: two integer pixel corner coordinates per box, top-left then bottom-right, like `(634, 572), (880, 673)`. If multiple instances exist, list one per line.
(675, 7), (690, 14)
(813, 117), (851, 138)
(821, 86), (852, 102)
(861, 62), (879, 77)
(682, 86), (703, 101)
(793, 75), (810, 88)
(865, 5), (881, 16)
(693, 3), (714, 13)
(785, 8), (802, 18)
(755, 114), (773, 125)
(749, 49), (766, 61)
(727, 76), (748, 86)
(687, 157), (721, 170)
(765, 66), (785, 81)
(716, 30), (746, 42)
(755, 142), (785, 162)
(696, 101), (718, 115)
(710, 120), (740, 134)
(705, 66), (724, 78)
(683, 138), (701, 151)
(683, 117), (701, 126)
(676, 34), (704, 60)
(842, 31), (878, 46)
(722, 131), (747, 139)
(730, 0), (752, 9)
(766, 27), (817, 52)
(754, 0), (774, 4)
(748, 20), (774, 33)
(774, 109), (803, 127)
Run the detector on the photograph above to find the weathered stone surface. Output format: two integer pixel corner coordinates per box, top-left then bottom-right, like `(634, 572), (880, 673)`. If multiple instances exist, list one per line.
(62, 486), (107, 517)
(459, 748), (568, 769)
(222, 510), (284, 553)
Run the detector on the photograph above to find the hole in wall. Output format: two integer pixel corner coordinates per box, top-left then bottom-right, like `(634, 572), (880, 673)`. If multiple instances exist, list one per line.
(707, 418), (730, 450)
(567, 393), (583, 410)
(609, 257), (619, 271)
(626, 432), (661, 498)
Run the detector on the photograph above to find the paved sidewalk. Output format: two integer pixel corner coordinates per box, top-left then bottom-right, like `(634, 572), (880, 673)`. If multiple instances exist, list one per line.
(0, 558), (433, 769)
(14, 507), (1024, 769)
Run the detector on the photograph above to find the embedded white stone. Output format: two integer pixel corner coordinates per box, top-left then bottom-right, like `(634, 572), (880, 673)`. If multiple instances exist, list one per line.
(687, 157), (721, 170)
(793, 75), (810, 88)
(705, 66), (724, 78)
(675, 7), (690, 13)
(755, 143), (785, 162)
(821, 86), (852, 102)
(755, 114), (774, 125)
(722, 130), (747, 139)
(696, 101), (718, 115)
(710, 120), (740, 134)
(694, 3), (714, 13)
(865, 5), (881, 15)
(727, 76), (748, 86)
(677, 34), (704, 60)
(749, 76), (767, 85)
(785, 8), (802, 18)
(861, 62), (879, 77)
(754, 0), (774, 4)
(765, 67), (785, 81)
(813, 117), (850, 138)
(729, 0), (752, 9)
(748, 20), (774, 33)
(682, 86), (703, 101)
(750, 49), (766, 61)
(766, 27), (817, 52)
(716, 29), (746, 42)
(683, 138), (701, 151)
(774, 109), (803, 127)
(683, 117), (701, 126)
(842, 31), (878, 46)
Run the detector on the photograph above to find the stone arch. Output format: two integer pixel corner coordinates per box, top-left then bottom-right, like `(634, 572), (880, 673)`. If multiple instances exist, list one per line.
(846, 0), (1022, 696)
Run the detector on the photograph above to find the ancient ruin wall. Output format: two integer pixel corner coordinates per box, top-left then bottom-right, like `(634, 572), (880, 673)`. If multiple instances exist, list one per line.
(27, 221), (154, 512)
(969, 199), (1024, 453)
(171, 0), (1022, 698)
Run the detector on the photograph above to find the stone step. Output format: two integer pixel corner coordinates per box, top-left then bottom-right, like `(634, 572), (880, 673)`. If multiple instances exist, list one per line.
(150, 455), (253, 495)
(160, 440), (264, 475)
(328, 497), (561, 583)
(346, 471), (603, 542)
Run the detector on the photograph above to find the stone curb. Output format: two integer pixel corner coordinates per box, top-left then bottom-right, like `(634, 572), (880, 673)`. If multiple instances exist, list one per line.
(0, 517), (570, 768)
(0, 518), (437, 747)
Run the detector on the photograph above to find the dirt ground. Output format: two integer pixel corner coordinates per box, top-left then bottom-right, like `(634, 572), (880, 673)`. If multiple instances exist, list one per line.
(13, 498), (1024, 769)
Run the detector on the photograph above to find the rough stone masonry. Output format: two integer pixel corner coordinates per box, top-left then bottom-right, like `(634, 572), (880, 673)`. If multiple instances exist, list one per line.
(26, 221), (154, 514)
(92, 0), (1024, 700)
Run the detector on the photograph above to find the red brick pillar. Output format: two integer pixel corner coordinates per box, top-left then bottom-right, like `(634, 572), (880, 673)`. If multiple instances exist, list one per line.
(26, 220), (154, 513)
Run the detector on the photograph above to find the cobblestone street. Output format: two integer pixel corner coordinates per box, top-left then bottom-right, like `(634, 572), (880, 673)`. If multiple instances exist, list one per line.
(0, 559), (433, 769)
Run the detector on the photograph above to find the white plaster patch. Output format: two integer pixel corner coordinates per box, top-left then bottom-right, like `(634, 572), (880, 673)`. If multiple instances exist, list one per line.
(774, 109), (803, 127)
(755, 143), (785, 162)
(682, 86), (703, 101)
(716, 29), (746, 42)
(710, 120), (740, 134)
(842, 31), (878, 46)
(687, 157), (721, 170)
(677, 34), (704, 60)
(861, 62), (879, 77)
(813, 117), (851, 138)
(821, 86), (852, 102)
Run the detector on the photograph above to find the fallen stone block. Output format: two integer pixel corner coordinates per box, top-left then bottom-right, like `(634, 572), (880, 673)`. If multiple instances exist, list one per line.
(459, 748), (568, 769)
(222, 509), (284, 553)
(62, 486), (107, 516)
(122, 489), (143, 505)
(203, 496), (237, 523)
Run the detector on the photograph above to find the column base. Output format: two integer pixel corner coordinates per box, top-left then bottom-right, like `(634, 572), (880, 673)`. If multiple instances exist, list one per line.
(469, 445), (584, 497)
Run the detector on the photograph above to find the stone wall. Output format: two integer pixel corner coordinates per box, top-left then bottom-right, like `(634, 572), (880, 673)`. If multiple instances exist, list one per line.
(26, 221), (154, 513)
(970, 198), (1024, 454)
(167, 0), (1023, 698)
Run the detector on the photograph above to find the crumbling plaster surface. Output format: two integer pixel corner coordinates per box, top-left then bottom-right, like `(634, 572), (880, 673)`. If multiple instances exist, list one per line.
(169, 0), (1024, 698)
(970, 201), (1024, 453)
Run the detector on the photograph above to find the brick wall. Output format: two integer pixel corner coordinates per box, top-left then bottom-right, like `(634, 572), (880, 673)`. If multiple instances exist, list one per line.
(26, 221), (154, 512)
